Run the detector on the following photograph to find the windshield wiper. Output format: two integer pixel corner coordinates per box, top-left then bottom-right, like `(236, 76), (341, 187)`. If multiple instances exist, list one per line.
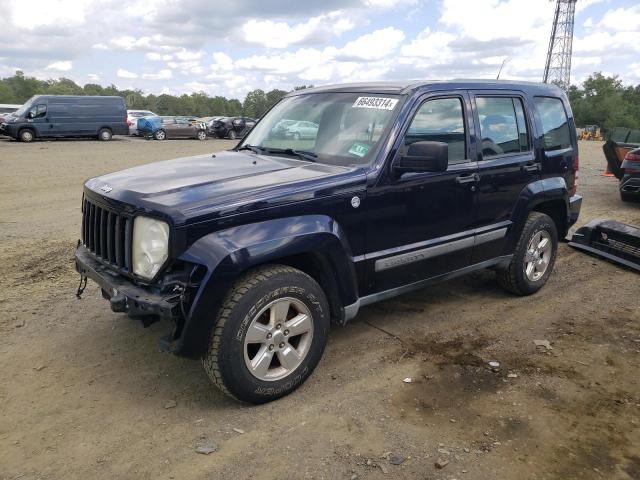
(236, 144), (264, 154)
(265, 148), (318, 162)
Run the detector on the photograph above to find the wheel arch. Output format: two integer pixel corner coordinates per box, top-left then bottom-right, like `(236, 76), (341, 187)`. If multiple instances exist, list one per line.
(172, 215), (358, 357)
(18, 126), (37, 140)
(507, 177), (570, 252)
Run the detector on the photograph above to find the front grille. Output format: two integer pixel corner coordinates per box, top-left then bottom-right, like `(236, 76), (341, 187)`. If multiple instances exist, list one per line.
(593, 232), (640, 264)
(82, 198), (133, 271)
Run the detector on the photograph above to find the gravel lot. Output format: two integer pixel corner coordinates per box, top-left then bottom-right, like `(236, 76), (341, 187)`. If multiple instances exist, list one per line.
(0, 137), (639, 480)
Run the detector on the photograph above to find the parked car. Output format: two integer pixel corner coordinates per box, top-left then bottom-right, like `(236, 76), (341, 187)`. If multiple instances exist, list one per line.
(74, 80), (581, 403)
(284, 120), (319, 140)
(620, 147), (640, 202)
(127, 109), (158, 136)
(151, 116), (207, 140)
(0, 103), (21, 123)
(0, 95), (127, 142)
(210, 116), (255, 139)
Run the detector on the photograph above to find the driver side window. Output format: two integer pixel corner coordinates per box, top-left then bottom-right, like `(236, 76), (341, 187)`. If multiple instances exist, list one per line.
(30, 104), (47, 119)
(404, 97), (467, 164)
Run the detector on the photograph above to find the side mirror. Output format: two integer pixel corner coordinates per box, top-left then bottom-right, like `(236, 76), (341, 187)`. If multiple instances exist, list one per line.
(394, 141), (449, 174)
(27, 111), (35, 119)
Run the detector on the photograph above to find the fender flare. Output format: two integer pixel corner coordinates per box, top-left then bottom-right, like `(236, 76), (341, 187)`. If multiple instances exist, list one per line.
(506, 177), (570, 250)
(172, 215), (359, 357)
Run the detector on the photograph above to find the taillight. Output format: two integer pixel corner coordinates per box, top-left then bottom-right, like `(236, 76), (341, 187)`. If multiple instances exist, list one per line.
(624, 152), (640, 173)
(570, 155), (579, 196)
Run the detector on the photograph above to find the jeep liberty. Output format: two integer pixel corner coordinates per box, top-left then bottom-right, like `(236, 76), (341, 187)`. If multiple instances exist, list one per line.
(75, 80), (582, 403)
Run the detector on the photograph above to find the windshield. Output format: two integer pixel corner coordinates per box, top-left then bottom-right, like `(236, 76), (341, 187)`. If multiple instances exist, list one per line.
(239, 92), (402, 166)
(14, 96), (39, 117)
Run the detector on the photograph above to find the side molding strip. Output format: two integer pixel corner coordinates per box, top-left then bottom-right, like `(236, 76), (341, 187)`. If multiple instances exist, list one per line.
(375, 237), (473, 272)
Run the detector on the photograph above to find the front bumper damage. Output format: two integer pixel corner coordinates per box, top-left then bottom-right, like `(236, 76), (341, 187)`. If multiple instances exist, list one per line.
(74, 244), (181, 320)
(569, 219), (640, 272)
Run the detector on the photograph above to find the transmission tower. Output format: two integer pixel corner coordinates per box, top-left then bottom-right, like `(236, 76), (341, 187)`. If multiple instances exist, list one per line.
(543, 0), (577, 90)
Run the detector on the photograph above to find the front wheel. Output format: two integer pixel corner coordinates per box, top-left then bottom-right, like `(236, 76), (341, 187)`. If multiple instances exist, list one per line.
(19, 129), (34, 142)
(196, 130), (207, 141)
(497, 212), (558, 296)
(227, 129), (236, 140)
(202, 265), (329, 403)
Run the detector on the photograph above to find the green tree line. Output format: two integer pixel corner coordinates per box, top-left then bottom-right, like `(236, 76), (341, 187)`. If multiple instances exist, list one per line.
(568, 72), (640, 133)
(1, 70), (639, 131)
(0, 71), (312, 118)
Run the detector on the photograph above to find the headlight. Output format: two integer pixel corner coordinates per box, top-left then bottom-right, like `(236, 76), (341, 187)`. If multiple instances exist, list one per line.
(132, 216), (169, 280)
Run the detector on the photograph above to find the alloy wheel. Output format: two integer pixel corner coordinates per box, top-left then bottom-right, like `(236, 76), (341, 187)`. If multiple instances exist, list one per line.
(243, 297), (313, 381)
(524, 230), (552, 281)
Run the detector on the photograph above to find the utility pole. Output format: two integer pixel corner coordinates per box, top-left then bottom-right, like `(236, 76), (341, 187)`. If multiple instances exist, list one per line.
(543, 0), (577, 91)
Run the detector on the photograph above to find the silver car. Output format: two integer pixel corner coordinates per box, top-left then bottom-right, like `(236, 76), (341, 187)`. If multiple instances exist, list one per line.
(127, 109), (158, 136)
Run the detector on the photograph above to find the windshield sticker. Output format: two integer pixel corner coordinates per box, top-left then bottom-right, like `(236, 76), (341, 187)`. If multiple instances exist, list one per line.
(352, 97), (398, 110)
(348, 142), (370, 157)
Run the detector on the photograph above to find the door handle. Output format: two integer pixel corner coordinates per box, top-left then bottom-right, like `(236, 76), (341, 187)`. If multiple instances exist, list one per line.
(522, 163), (540, 172)
(455, 173), (479, 184)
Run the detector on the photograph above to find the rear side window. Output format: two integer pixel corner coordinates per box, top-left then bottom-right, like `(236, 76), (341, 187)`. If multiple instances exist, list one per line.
(405, 97), (466, 164)
(534, 97), (571, 151)
(476, 97), (529, 157)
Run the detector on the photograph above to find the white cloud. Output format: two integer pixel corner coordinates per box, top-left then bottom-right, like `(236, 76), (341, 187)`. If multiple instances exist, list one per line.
(142, 69), (172, 80)
(116, 68), (138, 79)
(146, 52), (162, 61)
(240, 11), (354, 49)
(337, 27), (405, 60)
(87, 73), (101, 81)
(46, 61), (73, 71)
(10, 0), (89, 29)
(598, 5), (640, 32)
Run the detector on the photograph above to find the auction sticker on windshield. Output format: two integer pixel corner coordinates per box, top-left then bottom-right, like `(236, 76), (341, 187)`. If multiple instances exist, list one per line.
(348, 142), (371, 157)
(352, 97), (398, 110)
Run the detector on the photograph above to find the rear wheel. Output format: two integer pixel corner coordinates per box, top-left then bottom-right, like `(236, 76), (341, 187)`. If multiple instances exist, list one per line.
(154, 129), (166, 140)
(202, 265), (329, 403)
(620, 190), (638, 202)
(19, 129), (34, 142)
(293, 132), (301, 140)
(98, 128), (112, 141)
(497, 212), (558, 296)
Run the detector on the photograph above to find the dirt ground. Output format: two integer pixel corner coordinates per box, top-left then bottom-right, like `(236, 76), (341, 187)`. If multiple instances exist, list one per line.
(0, 137), (638, 480)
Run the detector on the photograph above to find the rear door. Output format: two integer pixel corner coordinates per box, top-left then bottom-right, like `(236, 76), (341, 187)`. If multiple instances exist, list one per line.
(469, 91), (539, 263)
(175, 117), (194, 137)
(532, 96), (577, 195)
(162, 118), (178, 138)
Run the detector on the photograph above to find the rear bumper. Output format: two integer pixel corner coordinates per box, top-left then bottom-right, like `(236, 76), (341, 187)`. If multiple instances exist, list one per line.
(620, 175), (640, 195)
(74, 244), (179, 319)
(568, 194), (582, 228)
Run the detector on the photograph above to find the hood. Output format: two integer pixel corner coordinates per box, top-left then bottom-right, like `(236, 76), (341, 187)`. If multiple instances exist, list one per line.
(85, 150), (366, 224)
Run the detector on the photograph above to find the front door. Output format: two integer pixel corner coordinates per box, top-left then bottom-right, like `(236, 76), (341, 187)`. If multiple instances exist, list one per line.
(363, 92), (479, 295)
(469, 91), (540, 264)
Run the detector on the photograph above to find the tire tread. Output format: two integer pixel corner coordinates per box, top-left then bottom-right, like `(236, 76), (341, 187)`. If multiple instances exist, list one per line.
(201, 264), (308, 401)
(497, 212), (553, 296)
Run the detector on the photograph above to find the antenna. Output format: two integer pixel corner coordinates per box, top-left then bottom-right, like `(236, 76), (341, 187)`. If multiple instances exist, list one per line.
(543, 0), (577, 90)
(496, 58), (508, 79)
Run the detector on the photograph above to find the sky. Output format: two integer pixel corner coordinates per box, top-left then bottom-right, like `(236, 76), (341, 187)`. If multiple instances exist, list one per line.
(0, 0), (638, 99)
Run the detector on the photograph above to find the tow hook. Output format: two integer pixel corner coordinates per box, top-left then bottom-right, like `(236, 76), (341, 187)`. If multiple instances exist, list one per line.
(109, 293), (127, 312)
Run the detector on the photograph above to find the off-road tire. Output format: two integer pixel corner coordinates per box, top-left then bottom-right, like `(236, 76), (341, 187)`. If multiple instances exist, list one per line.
(497, 212), (558, 296)
(19, 129), (35, 142)
(202, 265), (330, 403)
(98, 128), (112, 141)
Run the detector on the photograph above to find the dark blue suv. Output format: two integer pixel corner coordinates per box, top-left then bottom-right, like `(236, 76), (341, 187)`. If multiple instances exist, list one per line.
(74, 80), (581, 403)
